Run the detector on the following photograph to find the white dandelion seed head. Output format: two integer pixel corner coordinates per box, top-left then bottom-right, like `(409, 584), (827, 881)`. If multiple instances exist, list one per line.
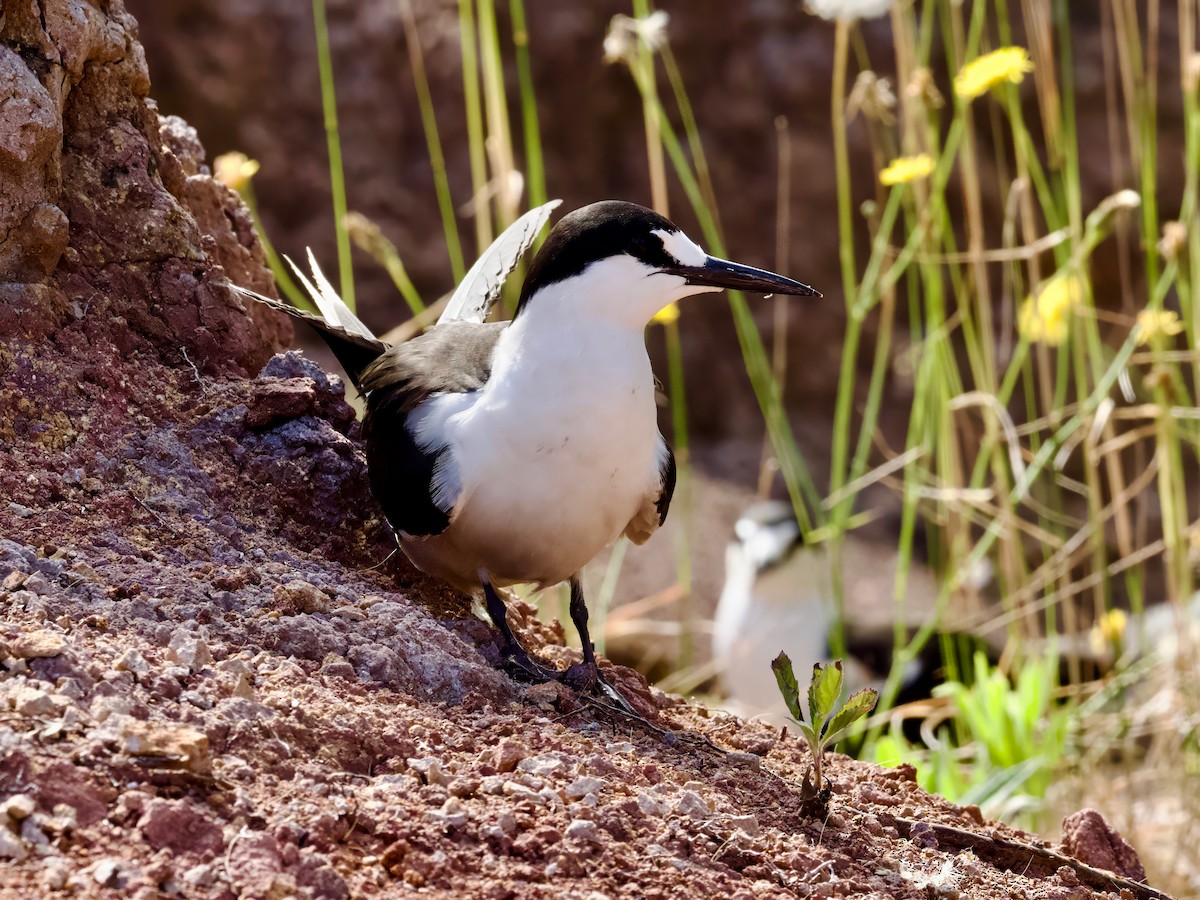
(805, 0), (894, 22)
(603, 11), (670, 64)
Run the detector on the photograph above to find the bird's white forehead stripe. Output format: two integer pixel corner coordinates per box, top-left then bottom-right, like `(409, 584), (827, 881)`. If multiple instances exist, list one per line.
(653, 228), (708, 267)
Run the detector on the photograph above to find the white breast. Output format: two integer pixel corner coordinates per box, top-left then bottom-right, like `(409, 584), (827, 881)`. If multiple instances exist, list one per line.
(403, 295), (662, 589)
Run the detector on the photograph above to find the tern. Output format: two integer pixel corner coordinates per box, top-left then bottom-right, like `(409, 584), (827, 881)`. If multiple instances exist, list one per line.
(238, 200), (818, 703)
(715, 501), (1000, 725)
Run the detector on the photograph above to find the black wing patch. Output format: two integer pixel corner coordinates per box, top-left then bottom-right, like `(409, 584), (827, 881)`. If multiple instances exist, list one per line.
(655, 443), (677, 527)
(361, 321), (505, 537)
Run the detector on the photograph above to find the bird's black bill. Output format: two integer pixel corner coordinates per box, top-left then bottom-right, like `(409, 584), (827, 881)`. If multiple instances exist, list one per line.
(667, 256), (821, 297)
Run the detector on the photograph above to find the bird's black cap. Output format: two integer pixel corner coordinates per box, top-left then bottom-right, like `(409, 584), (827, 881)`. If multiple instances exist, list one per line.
(517, 201), (680, 314)
(515, 200), (819, 317)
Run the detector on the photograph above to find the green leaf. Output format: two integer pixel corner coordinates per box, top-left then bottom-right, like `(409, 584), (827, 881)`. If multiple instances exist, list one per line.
(821, 688), (879, 744)
(796, 721), (820, 753)
(770, 652), (805, 723)
(808, 660), (844, 727)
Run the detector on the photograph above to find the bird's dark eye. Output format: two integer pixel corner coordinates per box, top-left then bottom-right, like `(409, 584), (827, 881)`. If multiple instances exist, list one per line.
(628, 233), (658, 257)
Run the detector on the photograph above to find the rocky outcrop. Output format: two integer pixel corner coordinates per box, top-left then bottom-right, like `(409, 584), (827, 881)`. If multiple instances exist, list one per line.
(0, 0), (288, 373)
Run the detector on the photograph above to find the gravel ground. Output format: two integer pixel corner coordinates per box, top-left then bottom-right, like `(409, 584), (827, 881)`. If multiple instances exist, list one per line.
(0, 344), (1166, 899)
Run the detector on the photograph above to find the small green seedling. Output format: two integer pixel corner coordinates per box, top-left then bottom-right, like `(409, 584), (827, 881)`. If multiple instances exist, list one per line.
(771, 653), (878, 800)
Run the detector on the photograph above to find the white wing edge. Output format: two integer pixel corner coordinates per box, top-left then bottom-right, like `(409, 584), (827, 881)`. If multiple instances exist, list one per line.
(439, 199), (562, 326)
(282, 251), (377, 341)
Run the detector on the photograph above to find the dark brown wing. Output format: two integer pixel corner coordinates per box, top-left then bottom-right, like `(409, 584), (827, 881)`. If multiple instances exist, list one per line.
(361, 321), (506, 536)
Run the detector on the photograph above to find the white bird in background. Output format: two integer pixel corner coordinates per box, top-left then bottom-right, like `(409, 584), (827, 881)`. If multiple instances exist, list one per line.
(714, 501), (973, 724)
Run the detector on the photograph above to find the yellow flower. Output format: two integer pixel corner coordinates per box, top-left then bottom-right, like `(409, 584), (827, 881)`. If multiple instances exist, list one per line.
(652, 304), (681, 326)
(214, 152), (261, 192)
(652, 303), (680, 325)
(1135, 309), (1184, 345)
(1089, 608), (1128, 656)
(879, 154), (935, 186)
(954, 47), (1034, 101)
(1018, 272), (1083, 346)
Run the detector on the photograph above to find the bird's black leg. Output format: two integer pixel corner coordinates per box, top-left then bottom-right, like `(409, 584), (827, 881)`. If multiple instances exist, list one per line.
(562, 575), (638, 714)
(480, 573), (558, 683)
(569, 574), (598, 672)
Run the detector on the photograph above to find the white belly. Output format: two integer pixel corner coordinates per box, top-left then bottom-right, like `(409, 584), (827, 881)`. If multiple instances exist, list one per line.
(401, 316), (662, 590)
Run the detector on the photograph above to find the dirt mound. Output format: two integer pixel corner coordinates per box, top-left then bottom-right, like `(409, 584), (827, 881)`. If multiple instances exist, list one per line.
(0, 2), (1168, 897)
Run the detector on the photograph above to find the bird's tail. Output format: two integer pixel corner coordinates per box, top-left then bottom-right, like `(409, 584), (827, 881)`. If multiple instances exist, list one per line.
(230, 199), (562, 384)
(230, 250), (387, 389)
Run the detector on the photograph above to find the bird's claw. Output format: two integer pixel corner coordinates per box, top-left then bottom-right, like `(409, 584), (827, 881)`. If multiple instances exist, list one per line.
(500, 647), (561, 684)
(561, 662), (640, 717)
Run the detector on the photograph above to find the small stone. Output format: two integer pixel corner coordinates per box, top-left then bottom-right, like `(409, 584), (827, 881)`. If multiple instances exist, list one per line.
(167, 631), (213, 671)
(11, 686), (68, 717)
(517, 754), (567, 778)
(182, 690), (213, 710)
(112, 790), (151, 822)
(22, 573), (50, 595)
(245, 379), (317, 429)
(565, 777), (604, 800)
(636, 794), (669, 817)
(426, 797), (467, 829)
(564, 819), (603, 843)
(480, 775), (507, 795)
(4, 794), (36, 821)
(10, 630), (66, 659)
(114, 649), (150, 675)
(216, 658), (253, 677)
(93, 858), (120, 886)
(675, 790), (711, 818)
(182, 862), (217, 887)
(497, 812), (519, 836)
(331, 605), (366, 621)
(44, 858), (69, 889)
(120, 719), (212, 775)
(92, 696), (134, 722)
(139, 799), (225, 856)
(2, 570), (27, 591)
(502, 782), (547, 805)
(513, 773), (544, 790)
(273, 580), (328, 614)
(909, 821), (938, 849)
(1061, 808), (1146, 881)
(319, 653), (356, 680)
(728, 814), (761, 837)
(493, 739), (529, 773)
(21, 816), (49, 847)
(407, 757), (450, 787)
(0, 827), (27, 861)
(523, 680), (574, 708)
(448, 777), (480, 798)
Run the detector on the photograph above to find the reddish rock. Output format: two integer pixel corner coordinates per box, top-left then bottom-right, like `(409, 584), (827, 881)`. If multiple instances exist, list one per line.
(227, 831), (288, 898)
(35, 762), (110, 827)
(245, 378), (319, 430)
(138, 798), (225, 856)
(493, 739), (529, 774)
(0, 0), (288, 372)
(1061, 808), (1146, 882)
